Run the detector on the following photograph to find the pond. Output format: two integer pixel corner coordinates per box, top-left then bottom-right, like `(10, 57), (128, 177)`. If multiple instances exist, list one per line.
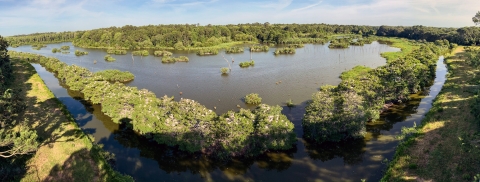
(10, 42), (447, 181)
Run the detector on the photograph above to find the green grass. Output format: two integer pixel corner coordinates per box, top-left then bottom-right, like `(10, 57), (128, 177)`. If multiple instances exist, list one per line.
(340, 65), (371, 80)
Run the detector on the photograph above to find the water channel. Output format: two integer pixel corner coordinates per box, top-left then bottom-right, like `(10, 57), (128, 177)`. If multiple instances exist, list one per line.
(10, 42), (447, 181)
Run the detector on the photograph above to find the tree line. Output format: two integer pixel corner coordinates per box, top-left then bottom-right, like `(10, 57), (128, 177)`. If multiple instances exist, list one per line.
(6, 23), (480, 50)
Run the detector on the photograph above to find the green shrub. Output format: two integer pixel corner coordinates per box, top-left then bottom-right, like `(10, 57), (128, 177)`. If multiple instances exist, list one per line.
(153, 50), (172, 57)
(274, 47), (295, 55)
(61, 45), (70, 50)
(132, 50), (149, 56)
(244, 93), (262, 105)
(250, 45), (269, 52)
(226, 46), (244, 53)
(161, 56), (189, 63)
(107, 48), (127, 55)
(220, 67), (229, 74)
(74, 50), (88, 56)
(196, 48), (218, 56)
(51, 48), (61, 53)
(104, 55), (116, 62)
(94, 70), (134, 82)
(239, 60), (254, 68)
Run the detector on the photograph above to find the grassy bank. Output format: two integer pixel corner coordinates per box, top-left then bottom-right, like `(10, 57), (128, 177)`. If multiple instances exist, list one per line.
(382, 46), (480, 181)
(10, 58), (132, 181)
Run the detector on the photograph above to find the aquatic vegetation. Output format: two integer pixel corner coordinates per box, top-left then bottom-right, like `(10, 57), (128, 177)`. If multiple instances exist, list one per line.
(94, 70), (135, 82)
(220, 67), (229, 75)
(132, 50), (149, 56)
(328, 38), (350, 49)
(107, 48), (127, 55)
(161, 56), (189, 63)
(61, 45), (70, 50)
(274, 47), (296, 55)
(154, 50), (172, 57)
(196, 48), (219, 56)
(244, 93), (262, 105)
(226, 46), (244, 53)
(250, 45), (269, 52)
(239, 60), (254, 68)
(286, 99), (294, 107)
(104, 54), (116, 62)
(51, 48), (61, 53)
(74, 50), (89, 56)
(286, 44), (304, 48)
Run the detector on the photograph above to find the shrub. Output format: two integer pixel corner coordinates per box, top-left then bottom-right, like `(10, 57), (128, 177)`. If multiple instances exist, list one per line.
(51, 48), (61, 53)
(226, 46), (244, 53)
(107, 48), (127, 55)
(220, 67), (229, 75)
(244, 93), (262, 105)
(94, 70), (134, 82)
(196, 48), (218, 56)
(61, 45), (70, 50)
(153, 50), (172, 57)
(274, 47), (296, 55)
(239, 60), (254, 68)
(104, 54), (116, 62)
(250, 45), (269, 52)
(132, 50), (149, 56)
(74, 50), (88, 56)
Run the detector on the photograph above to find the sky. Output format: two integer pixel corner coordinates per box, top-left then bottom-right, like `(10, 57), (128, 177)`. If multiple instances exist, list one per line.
(0, 0), (479, 36)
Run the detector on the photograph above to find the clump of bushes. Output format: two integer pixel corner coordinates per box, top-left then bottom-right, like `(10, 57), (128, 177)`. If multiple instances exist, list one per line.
(250, 45), (269, 52)
(328, 38), (350, 49)
(239, 60), (254, 68)
(161, 56), (189, 63)
(196, 48), (218, 56)
(226, 46), (244, 53)
(220, 67), (229, 75)
(107, 48), (127, 55)
(154, 50), (172, 57)
(52, 48), (61, 53)
(61, 45), (70, 50)
(74, 50), (88, 56)
(274, 47), (296, 55)
(132, 50), (149, 56)
(244, 93), (262, 105)
(32, 44), (46, 50)
(94, 70), (134, 82)
(104, 54), (116, 62)
(286, 44), (304, 48)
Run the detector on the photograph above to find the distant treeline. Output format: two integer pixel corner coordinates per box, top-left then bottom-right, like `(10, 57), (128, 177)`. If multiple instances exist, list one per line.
(376, 25), (480, 46)
(6, 23), (378, 49)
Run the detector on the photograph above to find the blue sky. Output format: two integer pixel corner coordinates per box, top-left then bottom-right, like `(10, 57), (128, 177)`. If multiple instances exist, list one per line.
(0, 0), (479, 36)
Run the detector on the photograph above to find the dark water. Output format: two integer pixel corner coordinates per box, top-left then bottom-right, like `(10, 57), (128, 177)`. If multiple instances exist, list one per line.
(14, 43), (446, 181)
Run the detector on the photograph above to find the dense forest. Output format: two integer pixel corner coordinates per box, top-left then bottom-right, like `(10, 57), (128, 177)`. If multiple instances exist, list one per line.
(5, 23), (480, 50)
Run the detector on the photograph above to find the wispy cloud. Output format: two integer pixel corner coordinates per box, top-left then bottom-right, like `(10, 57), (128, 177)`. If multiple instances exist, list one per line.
(291, 1), (322, 13)
(260, 0), (293, 10)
